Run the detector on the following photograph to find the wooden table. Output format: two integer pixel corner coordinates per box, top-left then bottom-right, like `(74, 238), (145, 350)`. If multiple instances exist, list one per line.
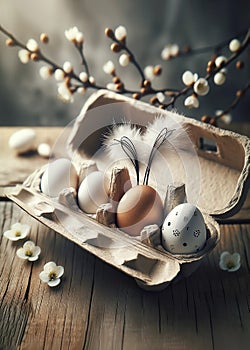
(1, 127), (250, 350)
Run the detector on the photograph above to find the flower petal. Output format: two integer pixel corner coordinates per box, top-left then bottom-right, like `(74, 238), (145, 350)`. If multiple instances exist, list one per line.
(16, 248), (28, 259)
(232, 252), (241, 264)
(23, 240), (35, 249)
(39, 271), (50, 283)
(28, 255), (39, 262)
(48, 278), (61, 287)
(33, 246), (41, 256)
(44, 261), (57, 273)
(55, 266), (64, 278)
(227, 263), (241, 272)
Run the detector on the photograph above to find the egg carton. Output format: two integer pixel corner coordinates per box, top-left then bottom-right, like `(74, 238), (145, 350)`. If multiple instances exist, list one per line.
(6, 90), (250, 290)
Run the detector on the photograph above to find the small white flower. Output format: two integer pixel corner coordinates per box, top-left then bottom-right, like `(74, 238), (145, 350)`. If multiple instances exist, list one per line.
(106, 82), (117, 91)
(156, 92), (165, 103)
(182, 70), (198, 86)
(144, 65), (155, 81)
(4, 222), (30, 241)
(63, 61), (73, 74)
(77, 86), (86, 95)
(161, 44), (179, 60)
(79, 71), (89, 82)
(103, 60), (115, 75)
(184, 95), (199, 109)
(26, 38), (39, 52)
(16, 240), (41, 261)
(219, 251), (241, 272)
(229, 38), (241, 52)
(114, 25), (127, 41)
(119, 53), (130, 67)
(39, 66), (52, 80)
(214, 71), (226, 85)
(18, 49), (30, 64)
(39, 261), (64, 287)
(215, 56), (227, 68)
(54, 69), (65, 81)
(57, 82), (73, 103)
(216, 110), (232, 124)
(193, 78), (210, 96)
(65, 26), (84, 44)
(75, 32), (84, 45)
(88, 76), (95, 84)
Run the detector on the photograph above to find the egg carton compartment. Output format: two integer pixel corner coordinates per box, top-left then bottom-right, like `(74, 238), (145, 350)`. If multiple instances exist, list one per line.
(6, 90), (250, 289)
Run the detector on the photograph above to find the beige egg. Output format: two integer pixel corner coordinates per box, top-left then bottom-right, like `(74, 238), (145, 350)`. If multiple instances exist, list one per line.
(77, 171), (109, 214)
(8, 128), (36, 154)
(116, 185), (164, 236)
(40, 158), (78, 197)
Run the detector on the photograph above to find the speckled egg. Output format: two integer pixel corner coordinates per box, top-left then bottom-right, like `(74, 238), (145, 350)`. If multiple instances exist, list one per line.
(162, 203), (207, 254)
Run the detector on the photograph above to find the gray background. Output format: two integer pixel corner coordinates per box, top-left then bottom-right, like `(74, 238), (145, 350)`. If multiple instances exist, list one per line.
(0, 0), (249, 126)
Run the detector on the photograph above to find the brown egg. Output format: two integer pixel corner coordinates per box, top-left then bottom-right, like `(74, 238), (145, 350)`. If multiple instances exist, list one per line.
(116, 185), (164, 236)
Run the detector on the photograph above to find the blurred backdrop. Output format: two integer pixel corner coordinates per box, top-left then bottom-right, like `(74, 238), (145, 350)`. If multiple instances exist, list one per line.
(0, 0), (249, 126)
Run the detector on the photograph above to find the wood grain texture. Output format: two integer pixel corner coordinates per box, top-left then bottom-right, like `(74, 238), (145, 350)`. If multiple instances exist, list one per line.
(0, 202), (250, 350)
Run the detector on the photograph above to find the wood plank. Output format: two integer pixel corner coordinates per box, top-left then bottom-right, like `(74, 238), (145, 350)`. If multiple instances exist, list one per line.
(1, 202), (250, 349)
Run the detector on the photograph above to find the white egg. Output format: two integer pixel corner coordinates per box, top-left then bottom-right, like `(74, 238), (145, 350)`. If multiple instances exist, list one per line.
(37, 143), (51, 158)
(78, 171), (109, 214)
(162, 203), (207, 254)
(8, 128), (36, 154)
(40, 158), (78, 197)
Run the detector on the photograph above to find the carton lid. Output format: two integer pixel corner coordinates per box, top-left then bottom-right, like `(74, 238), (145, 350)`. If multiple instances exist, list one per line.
(68, 90), (250, 219)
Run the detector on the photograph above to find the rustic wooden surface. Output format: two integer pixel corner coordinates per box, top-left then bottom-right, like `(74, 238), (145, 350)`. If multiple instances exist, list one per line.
(0, 126), (250, 350)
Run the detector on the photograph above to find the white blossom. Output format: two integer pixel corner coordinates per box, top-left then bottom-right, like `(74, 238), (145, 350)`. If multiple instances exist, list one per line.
(18, 49), (30, 64)
(156, 92), (165, 103)
(184, 95), (199, 109)
(114, 25), (127, 41)
(16, 240), (41, 261)
(39, 261), (64, 287)
(63, 61), (73, 74)
(103, 60), (115, 75)
(57, 81), (73, 103)
(144, 65), (155, 81)
(77, 86), (86, 95)
(4, 222), (30, 241)
(219, 251), (240, 272)
(182, 70), (198, 86)
(161, 44), (179, 60)
(229, 38), (241, 52)
(193, 78), (210, 96)
(214, 71), (226, 85)
(216, 110), (232, 124)
(39, 66), (52, 80)
(119, 53), (130, 67)
(89, 76), (95, 84)
(65, 26), (84, 44)
(106, 83), (117, 91)
(215, 56), (227, 68)
(54, 69), (65, 81)
(79, 71), (89, 82)
(26, 38), (39, 52)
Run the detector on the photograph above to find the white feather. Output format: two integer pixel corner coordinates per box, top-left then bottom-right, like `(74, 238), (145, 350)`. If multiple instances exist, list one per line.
(103, 121), (143, 163)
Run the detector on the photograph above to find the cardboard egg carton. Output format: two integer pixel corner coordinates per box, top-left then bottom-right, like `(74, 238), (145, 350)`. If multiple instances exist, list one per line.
(6, 90), (250, 290)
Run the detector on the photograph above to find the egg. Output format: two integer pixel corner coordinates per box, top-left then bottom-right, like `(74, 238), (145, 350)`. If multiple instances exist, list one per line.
(77, 171), (109, 214)
(37, 143), (51, 158)
(116, 185), (164, 236)
(161, 203), (207, 254)
(40, 158), (78, 197)
(8, 128), (36, 154)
